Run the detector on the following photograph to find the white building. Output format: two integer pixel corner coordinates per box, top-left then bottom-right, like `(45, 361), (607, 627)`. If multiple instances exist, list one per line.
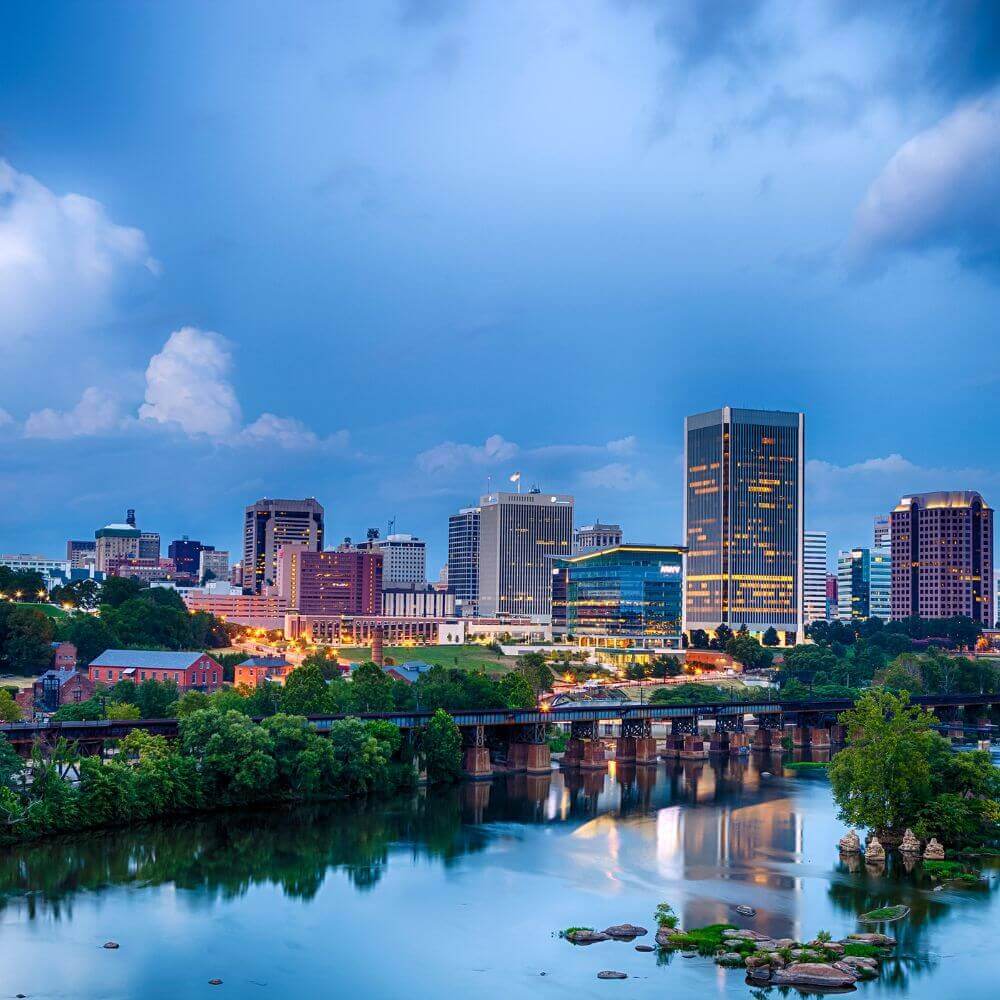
(381, 584), (456, 618)
(357, 533), (426, 587)
(199, 548), (230, 583)
(803, 531), (829, 623)
(0, 554), (71, 589)
(874, 515), (891, 551)
(573, 523), (623, 553)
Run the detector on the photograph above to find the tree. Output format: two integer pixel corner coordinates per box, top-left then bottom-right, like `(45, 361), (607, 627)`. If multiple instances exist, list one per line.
(350, 661), (394, 712)
(516, 653), (554, 695)
(0, 690), (21, 722)
(100, 576), (146, 609)
(829, 690), (937, 838)
(61, 614), (120, 665)
(497, 671), (536, 709)
(710, 624), (733, 650)
(724, 634), (773, 671)
(762, 627), (780, 647)
(104, 701), (141, 720)
(0, 605), (55, 675)
(281, 663), (329, 715)
(422, 709), (462, 783)
(688, 629), (710, 649)
(651, 655), (682, 680)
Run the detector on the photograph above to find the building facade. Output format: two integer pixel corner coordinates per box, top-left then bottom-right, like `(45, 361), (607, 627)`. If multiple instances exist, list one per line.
(837, 547), (890, 622)
(803, 530), (828, 623)
(553, 544), (685, 654)
(889, 491), (993, 624)
(573, 523), (623, 553)
(66, 540), (97, 569)
(825, 573), (838, 620)
(243, 498), (325, 594)
(874, 515), (891, 551)
(447, 506), (480, 616)
(94, 522), (141, 572)
(275, 545), (382, 616)
(182, 591), (288, 629)
(0, 554), (71, 586)
(285, 613), (466, 646)
(199, 548), (229, 583)
(89, 649), (224, 691)
(168, 537), (205, 577)
(684, 406), (805, 641)
(477, 490), (574, 619)
(381, 584), (456, 618)
(138, 532), (161, 561)
(356, 533), (426, 586)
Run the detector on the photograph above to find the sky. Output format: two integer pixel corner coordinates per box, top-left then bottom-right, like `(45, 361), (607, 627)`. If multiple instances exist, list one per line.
(2, 0), (1000, 574)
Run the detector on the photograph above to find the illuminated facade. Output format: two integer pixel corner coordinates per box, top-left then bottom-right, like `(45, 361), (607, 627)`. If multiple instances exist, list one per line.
(478, 490), (573, 619)
(837, 547), (890, 621)
(275, 545), (381, 616)
(889, 491), (993, 624)
(553, 544), (685, 650)
(447, 506), (480, 615)
(243, 498), (324, 595)
(803, 530), (828, 623)
(684, 407), (804, 641)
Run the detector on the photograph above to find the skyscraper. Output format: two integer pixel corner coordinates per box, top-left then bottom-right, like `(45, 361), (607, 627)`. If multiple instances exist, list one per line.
(478, 489), (573, 619)
(94, 518), (141, 572)
(275, 545), (381, 615)
(837, 547), (891, 622)
(168, 537), (205, 578)
(684, 406), (805, 642)
(889, 491), (993, 624)
(243, 498), (325, 594)
(447, 506), (480, 616)
(356, 532), (426, 586)
(873, 515), (891, 551)
(803, 531), (828, 623)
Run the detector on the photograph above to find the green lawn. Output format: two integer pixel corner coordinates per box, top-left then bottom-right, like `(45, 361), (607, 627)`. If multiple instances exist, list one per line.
(336, 644), (515, 676)
(19, 602), (71, 620)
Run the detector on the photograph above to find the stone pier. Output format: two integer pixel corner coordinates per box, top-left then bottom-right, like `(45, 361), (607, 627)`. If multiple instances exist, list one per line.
(462, 746), (492, 780)
(808, 726), (831, 749)
(727, 732), (750, 754)
(563, 738), (608, 769)
(679, 735), (708, 760)
(661, 734), (685, 759)
(634, 736), (658, 764)
(615, 736), (637, 763)
(708, 731), (729, 754)
(525, 742), (552, 774)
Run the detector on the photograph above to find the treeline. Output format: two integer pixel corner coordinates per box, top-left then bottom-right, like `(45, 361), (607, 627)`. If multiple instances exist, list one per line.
(0, 706), (464, 845)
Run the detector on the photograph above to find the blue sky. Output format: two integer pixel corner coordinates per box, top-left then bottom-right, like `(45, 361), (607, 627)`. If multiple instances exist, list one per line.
(2, 1), (1000, 573)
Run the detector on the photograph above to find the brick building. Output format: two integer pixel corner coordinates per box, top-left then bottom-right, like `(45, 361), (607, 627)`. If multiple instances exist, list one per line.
(234, 656), (295, 688)
(16, 668), (95, 715)
(88, 650), (225, 691)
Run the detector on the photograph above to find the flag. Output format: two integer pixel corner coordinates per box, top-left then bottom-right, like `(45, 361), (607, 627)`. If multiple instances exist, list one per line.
(509, 472), (521, 483)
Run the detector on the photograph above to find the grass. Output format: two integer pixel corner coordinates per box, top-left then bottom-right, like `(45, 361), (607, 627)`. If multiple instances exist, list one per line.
(858, 905), (908, 922)
(842, 943), (883, 959)
(783, 760), (830, 770)
(660, 924), (743, 955)
(924, 860), (984, 885)
(334, 644), (516, 676)
(19, 602), (70, 620)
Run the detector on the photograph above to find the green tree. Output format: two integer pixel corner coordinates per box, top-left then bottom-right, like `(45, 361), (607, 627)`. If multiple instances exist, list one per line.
(175, 690), (212, 717)
(829, 690), (937, 837)
(497, 671), (536, 709)
(100, 577), (147, 609)
(422, 709), (462, 783)
(724, 634), (772, 671)
(104, 700), (141, 720)
(651, 655), (682, 680)
(688, 629), (710, 649)
(60, 614), (120, 665)
(0, 690), (22, 722)
(351, 661), (393, 712)
(281, 663), (329, 715)
(516, 653), (554, 695)
(762, 626), (780, 647)
(0, 605), (55, 674)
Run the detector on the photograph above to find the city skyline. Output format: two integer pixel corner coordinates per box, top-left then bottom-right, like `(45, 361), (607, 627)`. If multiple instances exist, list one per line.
(4, 4), (1000, 572)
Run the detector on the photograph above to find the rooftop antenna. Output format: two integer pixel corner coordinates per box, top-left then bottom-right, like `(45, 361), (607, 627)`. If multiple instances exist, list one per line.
(387, 517), (396, 536)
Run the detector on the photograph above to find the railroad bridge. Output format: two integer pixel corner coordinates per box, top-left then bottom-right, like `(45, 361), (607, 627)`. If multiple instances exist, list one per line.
(2, 693), (997, 778)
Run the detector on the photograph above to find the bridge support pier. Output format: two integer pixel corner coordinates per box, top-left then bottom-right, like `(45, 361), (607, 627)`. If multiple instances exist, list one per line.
(564, 738), (607, 769)
(661, 734), (685, 759)
(829, 724), (846, 745)
(679, 735), (708, 760)
(751, 728), (781, 751)
(727, 732), (750, 754)
(708, 731), (729, 754)
(462, 725), (492, 780)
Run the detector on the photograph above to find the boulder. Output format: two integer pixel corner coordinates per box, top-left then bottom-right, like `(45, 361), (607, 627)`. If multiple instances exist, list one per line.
(565, 929), (611, 944)
(772, 963), (858, 988)
(865, 836), (886, 862)
(838, 955), (879, 973)
(763, 953), (787, 969)
(655, 927), (684, 948)
(596, 971), (627, 980)
(835, 959), (877, 980)
(744, 954), (773, 970)
(900, 828), (921, 854)
(847, 932), (896, 947)
(838, 829), (862, 853)
(817, 941), (844, 957)
(772, 938), (797, 949)
(209, 980), (223, 986)
(715, 952), (744, 967)
(735, 904), (757, 916)
(603, 923), (648, 939)
(924, 838), (945, 860)
(723, 929), (770, 941)
(102, 942), (120, 950)
(634, 944), (655, 953)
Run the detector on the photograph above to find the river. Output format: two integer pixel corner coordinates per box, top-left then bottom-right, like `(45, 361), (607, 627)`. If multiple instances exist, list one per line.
(0, 755), (996, 998)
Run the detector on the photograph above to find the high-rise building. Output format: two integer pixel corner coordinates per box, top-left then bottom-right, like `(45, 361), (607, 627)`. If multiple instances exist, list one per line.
(573, 523), (624, 554)
(684, 406), (805, 641)
(138, 531), (161, 561)
(275, 544), (381, 616)
(837, 547), (891, 622)
(95, 518), (141, 572)
(825, 573), (839, 620)
(889, 491), (993, 624)
(478, 489), (574, 619)
(199, 548), (229, 583)
(66, 540), (97, 569)
(874, 515), (891, 551)
(803, 531), (828, 623)
(168, 537), (204, 577)
(243, 498), (325, 594)
(356, 532), (426, 587)
(447, 506), (480, 616)
(381, 584), (456, 618)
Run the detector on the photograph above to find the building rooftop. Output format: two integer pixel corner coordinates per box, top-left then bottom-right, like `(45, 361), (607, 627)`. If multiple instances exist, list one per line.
(556, 543), (687, 564)
(239, 656), (290, 669)
(89, 649), (210, 669)
(894, 491), (990, 512)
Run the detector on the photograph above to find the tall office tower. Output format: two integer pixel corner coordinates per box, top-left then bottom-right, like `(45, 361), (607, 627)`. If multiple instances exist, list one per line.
(243, 498), (325, 594)
(356, 532), (426, 586)
(275, 545), (381, 615)
(803, 531), (829, 623)
(66, 539), (97, 569)
(837, 547), (891, 621)
(478, 489), (574, 619)
(168, 537), (204, 577)
(873, 515), (891, 551)
(825, 573), (839, 620)
(138, 532), (161, 561)
(890, 491), (993, 624)
(573, 522), (623, 553)
(447, 506), (481, 615)
(199, 548), (229, 583)
(684, 407), (805, 642)
(94, 517), (141, 572)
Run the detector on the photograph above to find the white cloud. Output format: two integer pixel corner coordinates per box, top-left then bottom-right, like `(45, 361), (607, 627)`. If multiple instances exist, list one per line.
(416, 433), (519, 474)
(139, 326), (243, 437)
(0, 159), (157, 345)
(238, 413), (351, 451)
(0, 408), (13, 429)
(848, 91), (1000, 273)
(579, 462), (651, 491)
(24, 386), (126, 440)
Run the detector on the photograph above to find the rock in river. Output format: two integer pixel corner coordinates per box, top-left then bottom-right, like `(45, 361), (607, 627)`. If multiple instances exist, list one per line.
(635, 944), (655, 953)
(103, 942), (120, 950)
(603, 923), (648, 939)
(847, 932), (896, 947)
(565, 929), (611, 944)
(597, 970), (627, 980)
(735, 904), (757, 916)
(772, 962), (858, 988)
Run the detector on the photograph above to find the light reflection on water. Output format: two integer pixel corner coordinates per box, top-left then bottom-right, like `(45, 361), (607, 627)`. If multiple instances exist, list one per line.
(0, 754), (995, 999)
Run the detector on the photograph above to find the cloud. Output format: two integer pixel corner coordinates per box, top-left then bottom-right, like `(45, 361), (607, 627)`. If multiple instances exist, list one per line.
(578, 462), (651, 491)
(139, 326), (243, 436)
(24, 386), (126, 440)
(416, 434), (518, 474)
(238, 413), (351, 452)
(0, 159), (157, 345)
(848, 91), (1000, 274)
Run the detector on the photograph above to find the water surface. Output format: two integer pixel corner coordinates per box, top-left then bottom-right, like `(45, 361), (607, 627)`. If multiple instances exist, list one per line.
(1, 756), (996, 998)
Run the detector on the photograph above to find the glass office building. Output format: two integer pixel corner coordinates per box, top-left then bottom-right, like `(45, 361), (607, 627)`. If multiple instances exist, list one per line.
(684, 406), (804, 642)
(553, 544), (685, 654)
(838, 547), (892, 622)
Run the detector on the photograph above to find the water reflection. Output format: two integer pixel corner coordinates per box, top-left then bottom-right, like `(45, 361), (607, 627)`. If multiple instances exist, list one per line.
(0, 756), (994, 1000)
